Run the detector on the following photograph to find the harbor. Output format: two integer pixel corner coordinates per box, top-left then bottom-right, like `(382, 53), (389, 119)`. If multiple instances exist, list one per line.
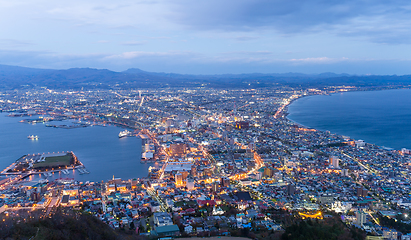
(0, 112), (149, 182)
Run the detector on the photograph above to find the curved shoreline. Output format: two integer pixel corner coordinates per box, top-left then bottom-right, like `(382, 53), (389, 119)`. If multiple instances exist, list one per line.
(285, 88), (411, 150)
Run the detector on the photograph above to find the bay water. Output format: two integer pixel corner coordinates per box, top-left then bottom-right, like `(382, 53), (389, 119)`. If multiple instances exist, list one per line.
(0, 113), (151, 182)
(287, 88), (411, 150)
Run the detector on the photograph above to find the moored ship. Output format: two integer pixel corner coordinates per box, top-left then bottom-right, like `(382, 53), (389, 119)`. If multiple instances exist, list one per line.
(118, 130), (131, 138)
(27, 135), (39, 140)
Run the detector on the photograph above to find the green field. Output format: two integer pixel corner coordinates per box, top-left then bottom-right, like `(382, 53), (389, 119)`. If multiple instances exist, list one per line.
(33, 154), (73, 169)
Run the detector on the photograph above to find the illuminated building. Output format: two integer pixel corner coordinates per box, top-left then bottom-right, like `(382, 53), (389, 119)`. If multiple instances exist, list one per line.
(175, 172), (183, 186)
(298, 211), (323, 219)
(263, 167), (274, 178)
(235, 121), (249, 129)
(212, 181), (219, 192)
(383, 229), (398, 240)
(170, 143), (187, 156)
(330, 156), (339, 168)
(220, 177), (230, 187)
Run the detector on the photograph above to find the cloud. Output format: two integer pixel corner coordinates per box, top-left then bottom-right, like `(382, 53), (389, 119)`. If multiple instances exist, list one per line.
(42, 1), (176, 29)
(0, 50), (107, 70)
(1, 49), (411, 75)
(0, 39), (33, 48)
(232, 36), (259, 41)
(103, 50), (198, 60)
(3, 0), (411, 46)
(120, 41), (148, 46)
(169, 0), (411, 43)
(222, 51), (273, 56)
(289, 57), (349, 64)
(335, 14), (411, 44)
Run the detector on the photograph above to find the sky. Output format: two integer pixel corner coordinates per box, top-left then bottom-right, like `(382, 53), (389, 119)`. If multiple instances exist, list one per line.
(1, 0), (411, 74)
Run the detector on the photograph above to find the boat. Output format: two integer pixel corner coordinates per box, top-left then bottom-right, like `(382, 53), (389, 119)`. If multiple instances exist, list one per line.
(27, 135), (39, 140)
(118, 130), (131, 138)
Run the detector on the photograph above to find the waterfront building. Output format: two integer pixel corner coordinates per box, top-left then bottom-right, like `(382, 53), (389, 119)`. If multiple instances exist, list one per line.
(355, 140), (366, 148)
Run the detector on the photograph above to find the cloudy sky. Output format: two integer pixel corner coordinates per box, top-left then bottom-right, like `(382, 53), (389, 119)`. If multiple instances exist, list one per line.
(1, 0), (411, 74)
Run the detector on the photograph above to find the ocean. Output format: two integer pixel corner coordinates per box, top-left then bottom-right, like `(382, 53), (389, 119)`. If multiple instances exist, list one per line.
(0, 113), (152, 182)
(287, 88), (411, 150)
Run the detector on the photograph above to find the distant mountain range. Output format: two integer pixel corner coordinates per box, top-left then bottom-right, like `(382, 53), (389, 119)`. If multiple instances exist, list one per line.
(0, 64), (411, 89)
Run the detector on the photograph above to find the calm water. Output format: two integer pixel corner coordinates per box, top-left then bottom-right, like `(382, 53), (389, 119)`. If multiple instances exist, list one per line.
(0, 113), (151, 182)
(288, 88), (411, 150)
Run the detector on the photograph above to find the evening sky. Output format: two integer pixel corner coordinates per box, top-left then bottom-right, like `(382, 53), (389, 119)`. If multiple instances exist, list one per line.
(1, 0), (411, 74)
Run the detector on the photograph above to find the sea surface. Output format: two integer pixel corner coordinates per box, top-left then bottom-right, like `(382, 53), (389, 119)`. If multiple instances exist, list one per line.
(0, 113), (152, 182)
(287, 88), (411, 150)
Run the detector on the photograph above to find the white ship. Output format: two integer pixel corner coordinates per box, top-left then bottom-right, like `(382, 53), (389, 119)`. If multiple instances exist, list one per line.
(118, 130), (131, 138)
(28, 135), (39, 140)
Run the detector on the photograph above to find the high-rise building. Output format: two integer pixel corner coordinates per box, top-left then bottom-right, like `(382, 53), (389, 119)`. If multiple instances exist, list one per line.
(220, 177), (230, 187)
(356, 211), (367, 225)
(287, 184), (296, 195)
(263, 167), (274, 178)
(212, 181), (219, 192)
(186, 178), (195, 191)
(140, 135), (150, 152)
(190, 165), (197, 177)
(330, 156), (339, 168)
(357, 187), (368, 197)
(175, 172), (183, 186)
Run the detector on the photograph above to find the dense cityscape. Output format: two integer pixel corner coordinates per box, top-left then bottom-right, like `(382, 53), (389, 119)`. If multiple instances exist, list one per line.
(0, 85), (411, 240)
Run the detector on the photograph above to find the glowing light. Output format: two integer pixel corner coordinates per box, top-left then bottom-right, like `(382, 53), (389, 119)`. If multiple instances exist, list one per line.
(298, 211), (323, 219)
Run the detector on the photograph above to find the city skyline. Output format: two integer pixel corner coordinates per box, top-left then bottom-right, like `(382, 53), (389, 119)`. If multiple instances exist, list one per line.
(2, 1), (411, 238)
(1, 0), (411, 74)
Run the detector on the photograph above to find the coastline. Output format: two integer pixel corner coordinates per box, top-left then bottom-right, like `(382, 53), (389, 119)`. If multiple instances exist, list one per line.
(285, 87), (411, 150)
